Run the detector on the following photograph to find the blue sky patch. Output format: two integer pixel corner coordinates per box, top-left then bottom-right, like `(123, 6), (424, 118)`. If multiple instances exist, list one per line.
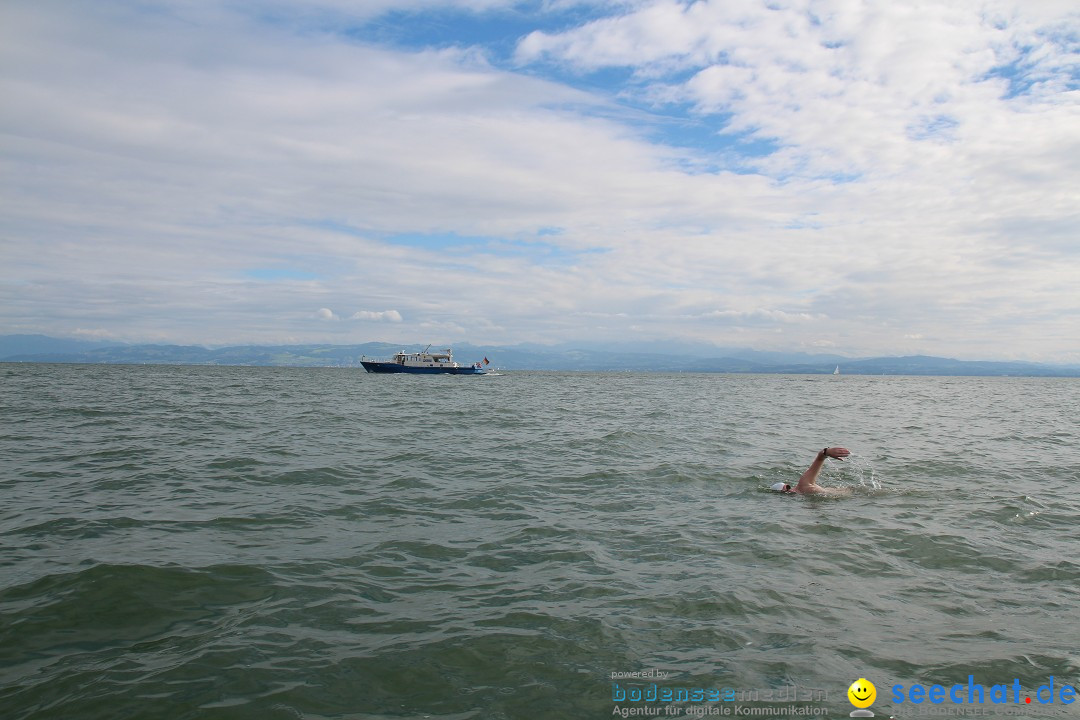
(382, 232), (600, 263)
(342, 2), (614, 62)
(907, 114), (960, 142)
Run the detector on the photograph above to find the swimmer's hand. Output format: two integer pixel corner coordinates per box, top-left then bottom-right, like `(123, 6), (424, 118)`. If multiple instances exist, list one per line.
(825, 447), (850, 461)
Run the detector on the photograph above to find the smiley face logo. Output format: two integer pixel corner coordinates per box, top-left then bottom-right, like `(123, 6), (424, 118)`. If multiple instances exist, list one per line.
(848, 678), (876, 709)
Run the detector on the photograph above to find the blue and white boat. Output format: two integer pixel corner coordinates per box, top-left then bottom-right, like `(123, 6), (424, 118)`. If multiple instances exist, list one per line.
(360, 346), (489, 375)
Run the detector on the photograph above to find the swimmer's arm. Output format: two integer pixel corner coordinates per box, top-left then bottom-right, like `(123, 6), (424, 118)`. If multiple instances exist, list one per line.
(794, 447), (849, 492)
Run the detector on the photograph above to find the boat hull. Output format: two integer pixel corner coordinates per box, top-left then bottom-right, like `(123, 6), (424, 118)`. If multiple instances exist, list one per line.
(361, 361), (487, 375)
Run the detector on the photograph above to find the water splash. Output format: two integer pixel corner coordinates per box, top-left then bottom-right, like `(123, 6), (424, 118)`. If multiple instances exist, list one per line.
(827, 454), (880, 491)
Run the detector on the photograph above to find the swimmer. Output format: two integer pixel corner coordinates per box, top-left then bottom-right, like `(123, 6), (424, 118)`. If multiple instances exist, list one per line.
(771, 447), (851, 495)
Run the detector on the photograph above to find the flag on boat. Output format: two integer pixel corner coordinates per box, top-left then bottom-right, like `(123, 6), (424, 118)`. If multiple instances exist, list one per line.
(483, 357), (490, 365)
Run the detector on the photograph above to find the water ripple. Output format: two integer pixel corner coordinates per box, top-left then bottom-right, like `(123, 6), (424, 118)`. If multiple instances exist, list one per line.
(1, 366), (1078, 718)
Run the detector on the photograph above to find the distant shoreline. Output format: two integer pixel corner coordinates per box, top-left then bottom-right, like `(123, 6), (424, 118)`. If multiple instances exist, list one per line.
(4, 359), (1079, 378)
(3, 335), (1078, 377)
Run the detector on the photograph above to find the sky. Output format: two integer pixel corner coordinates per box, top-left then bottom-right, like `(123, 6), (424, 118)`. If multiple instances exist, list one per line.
(1, 0), (1078, 362)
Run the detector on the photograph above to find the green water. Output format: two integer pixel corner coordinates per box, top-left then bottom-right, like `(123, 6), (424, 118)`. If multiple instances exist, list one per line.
(1, 364), (1078, 719)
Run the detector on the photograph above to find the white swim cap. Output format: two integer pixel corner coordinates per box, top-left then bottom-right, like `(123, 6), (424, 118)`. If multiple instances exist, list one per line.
(770, 482), (789, 492)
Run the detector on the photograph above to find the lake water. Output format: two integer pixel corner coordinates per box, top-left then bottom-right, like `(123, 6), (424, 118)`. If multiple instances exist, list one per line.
(1, 364), (1078, 719)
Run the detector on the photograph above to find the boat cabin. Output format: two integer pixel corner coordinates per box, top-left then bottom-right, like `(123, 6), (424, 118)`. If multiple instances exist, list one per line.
(393, 349), (460, 369)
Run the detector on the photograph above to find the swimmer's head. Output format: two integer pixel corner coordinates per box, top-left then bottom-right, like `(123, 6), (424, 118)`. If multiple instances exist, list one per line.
(770, 482), (794, 493)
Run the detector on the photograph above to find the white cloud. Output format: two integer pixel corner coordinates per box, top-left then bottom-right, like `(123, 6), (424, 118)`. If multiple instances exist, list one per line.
(518, 0), (1079, 182)
(72, 327), (120, 339)
(703, 309), (823, 324)
(350, 310), (403, 322)
(0, 0), (1077, 361)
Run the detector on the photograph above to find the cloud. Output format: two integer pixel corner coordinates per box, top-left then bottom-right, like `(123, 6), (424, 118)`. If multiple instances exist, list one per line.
(1, 0), (1077, 361)
(72, 327), (120, 339)
(350, 310), (403, 322)
(702, 309), (823, 325)
(517, 0), (1080, 181)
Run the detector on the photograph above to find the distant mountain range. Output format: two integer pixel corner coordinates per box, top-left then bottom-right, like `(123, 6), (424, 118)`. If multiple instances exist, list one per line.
(2, 334), (1078, 376)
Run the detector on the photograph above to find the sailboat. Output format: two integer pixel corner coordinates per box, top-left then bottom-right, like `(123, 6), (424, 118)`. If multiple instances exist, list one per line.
(833, 365), (840, 375)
